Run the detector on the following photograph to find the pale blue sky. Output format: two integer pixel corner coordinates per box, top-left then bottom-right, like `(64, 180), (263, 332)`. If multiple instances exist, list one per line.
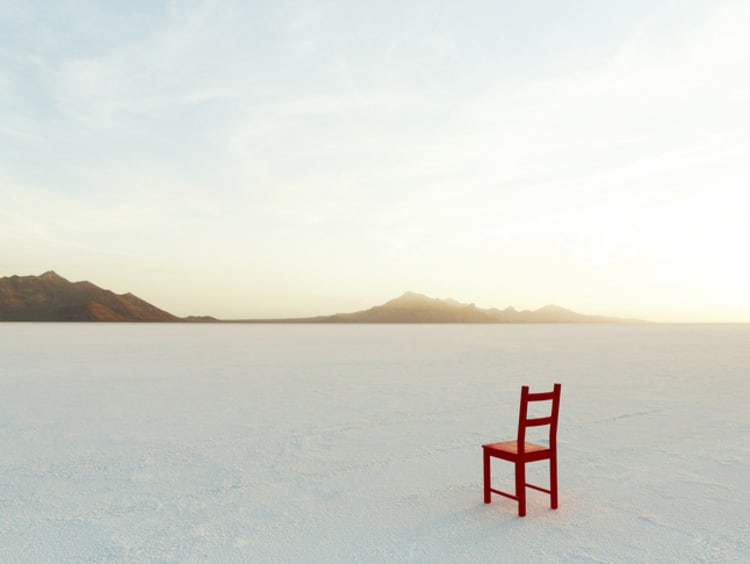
(2, 1), (749, 321)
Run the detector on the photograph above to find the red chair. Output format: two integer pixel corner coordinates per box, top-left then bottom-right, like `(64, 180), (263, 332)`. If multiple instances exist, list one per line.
(482, 383), (561, 517)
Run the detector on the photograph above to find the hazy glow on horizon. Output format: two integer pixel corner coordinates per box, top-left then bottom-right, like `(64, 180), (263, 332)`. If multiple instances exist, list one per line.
(2, 1), (749, 321)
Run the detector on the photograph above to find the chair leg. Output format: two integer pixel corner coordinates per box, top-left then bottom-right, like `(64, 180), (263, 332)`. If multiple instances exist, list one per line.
(515, 461), (526, 517)
(483, 450), (491, 503)
(550, 453), (558, 510)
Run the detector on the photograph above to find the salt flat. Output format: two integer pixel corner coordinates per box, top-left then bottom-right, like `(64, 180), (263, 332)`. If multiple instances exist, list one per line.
(1, 323), (748, 562)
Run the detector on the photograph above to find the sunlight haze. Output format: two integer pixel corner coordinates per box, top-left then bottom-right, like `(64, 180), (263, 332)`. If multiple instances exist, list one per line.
(2, 1), (749, 321)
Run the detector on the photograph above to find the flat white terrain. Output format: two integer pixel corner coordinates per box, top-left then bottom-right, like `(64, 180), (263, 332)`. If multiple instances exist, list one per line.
(1, 324), (748, 562)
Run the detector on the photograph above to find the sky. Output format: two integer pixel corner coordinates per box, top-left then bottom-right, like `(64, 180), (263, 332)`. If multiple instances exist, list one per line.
(2, 0), (749, 321)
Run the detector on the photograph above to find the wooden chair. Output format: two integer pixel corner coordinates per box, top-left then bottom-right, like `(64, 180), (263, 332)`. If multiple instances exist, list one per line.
(482, 383), (561, 517)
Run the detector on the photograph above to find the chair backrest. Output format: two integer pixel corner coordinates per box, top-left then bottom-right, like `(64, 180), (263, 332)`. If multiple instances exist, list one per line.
(516, 383), (561, 454)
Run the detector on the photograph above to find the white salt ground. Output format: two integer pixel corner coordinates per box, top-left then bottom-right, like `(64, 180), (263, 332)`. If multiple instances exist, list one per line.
(1, 323), (748, 562)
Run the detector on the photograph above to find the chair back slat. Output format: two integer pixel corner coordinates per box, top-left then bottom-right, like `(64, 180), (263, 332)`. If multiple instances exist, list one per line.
(516, 383), (561, 454)
(527, 391), (556, 402)
(525, 416), (553, 427)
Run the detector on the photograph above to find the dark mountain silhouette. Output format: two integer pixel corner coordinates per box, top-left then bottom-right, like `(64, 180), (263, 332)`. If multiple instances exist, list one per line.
(0, 271), (183, 321)
(270, 291), (642, 323)
(1, 273), (641, 323)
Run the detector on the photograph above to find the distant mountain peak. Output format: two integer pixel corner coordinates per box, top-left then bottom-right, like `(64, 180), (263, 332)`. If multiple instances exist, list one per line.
(537, 304), (572, 313)
(400, 291), (423, 298)
(396, 291), (433, 301)
(387, 291), (440, 306)
(39, 270), (62, 278)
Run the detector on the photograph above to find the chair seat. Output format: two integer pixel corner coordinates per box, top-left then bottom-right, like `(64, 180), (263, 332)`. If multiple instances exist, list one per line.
(483, 440), (549, 456)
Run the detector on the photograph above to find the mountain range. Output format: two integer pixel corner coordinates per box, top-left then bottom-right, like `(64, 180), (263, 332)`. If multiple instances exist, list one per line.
(279, 291), (639, 323)
(0, 271), (186, 322)
(0, 272), (641, 323)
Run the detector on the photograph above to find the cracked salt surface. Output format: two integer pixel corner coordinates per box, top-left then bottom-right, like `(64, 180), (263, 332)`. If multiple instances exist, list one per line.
(1, 323), (748, 562)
